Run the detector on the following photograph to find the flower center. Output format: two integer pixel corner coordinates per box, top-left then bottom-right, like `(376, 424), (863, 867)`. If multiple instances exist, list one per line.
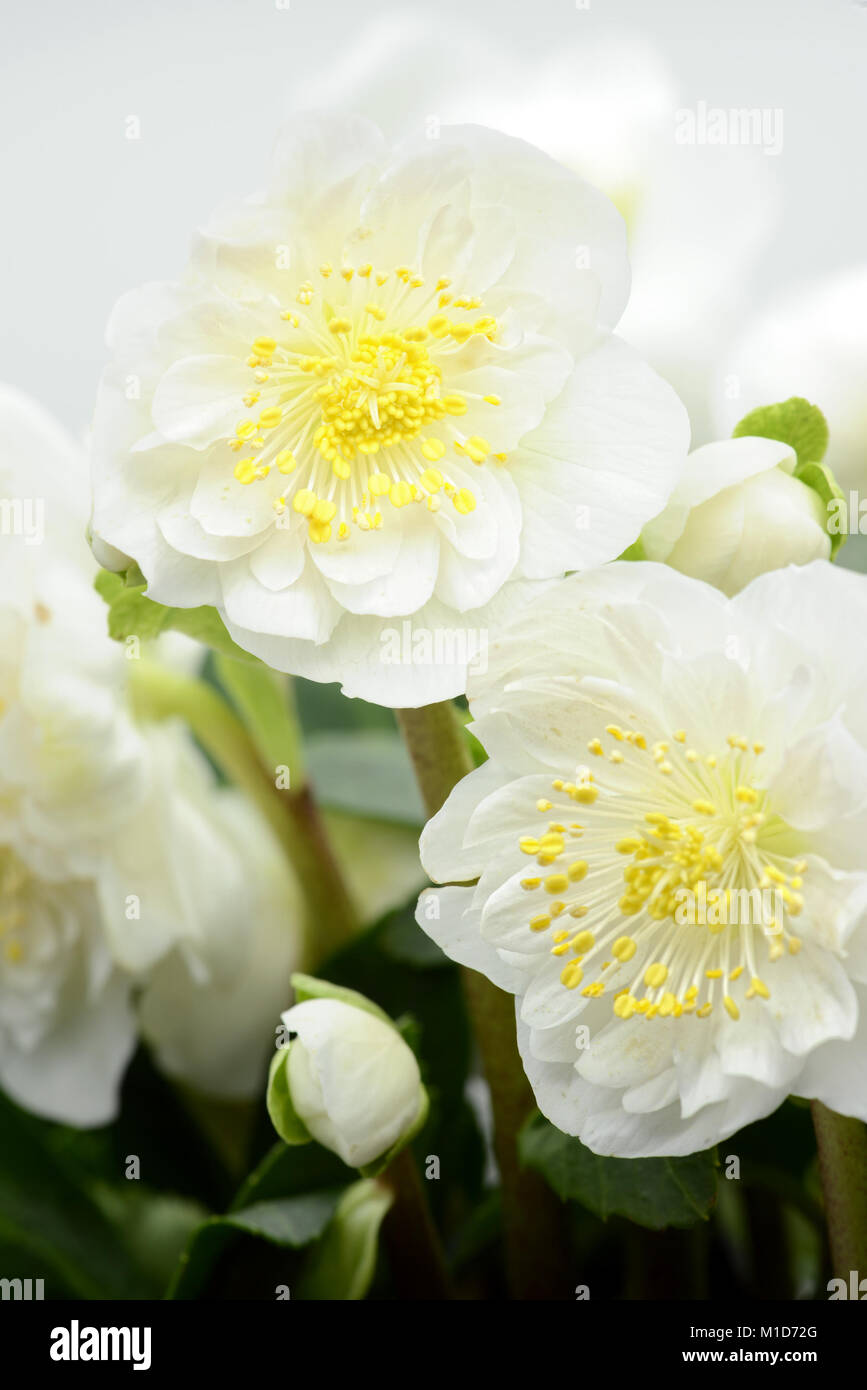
(515, 724), (808, 1023)
(226, 262), (506, 543)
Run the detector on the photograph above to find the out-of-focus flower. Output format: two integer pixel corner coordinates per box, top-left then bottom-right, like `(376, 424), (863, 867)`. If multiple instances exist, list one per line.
(417, 561), (867, 1156)
(269, 979), (426, 1170)
(0, 388), (300, 1123)
(641, 436), (831, 594)
(288, 16), (780, 444)
(714, 267), (867, 492)
(90, 115), (689, 705)
(137, 786), (300, 1102)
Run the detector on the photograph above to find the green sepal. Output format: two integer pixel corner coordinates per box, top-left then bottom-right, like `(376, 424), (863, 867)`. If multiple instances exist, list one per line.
(792, 459), (848, 559)
(266, 1047), (312, 1148)
(732, 396), (829, 471)
(295, 1179), (394, 1300)
(617, 536), (647, 562)
(289, 972), (395, 1026)
(94, 568), (260, 662)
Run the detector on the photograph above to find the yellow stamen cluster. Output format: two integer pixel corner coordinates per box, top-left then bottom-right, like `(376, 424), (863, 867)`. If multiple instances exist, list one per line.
(514, 726), (810, 1023)
(223, 261), (506, 543)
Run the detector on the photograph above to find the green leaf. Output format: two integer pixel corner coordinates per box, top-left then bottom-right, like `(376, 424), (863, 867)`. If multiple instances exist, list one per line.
(732, 396), (829, 470)
(168, 1142), (354, 1299)
(295, 1179), (393, 1300)
(306, 730), (425, 826)
(0, 1090), (149, 1298)
(519, 1113), (718, 1230)
(378, 909), (452, 968)
(167, 1191), (343, 1299)
(94, 569), (259, 662)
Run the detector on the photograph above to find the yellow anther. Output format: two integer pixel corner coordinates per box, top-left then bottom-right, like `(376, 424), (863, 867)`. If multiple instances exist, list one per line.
(560, 962), (584, 990)
(644, 962), (668, 989)
(616, 837), (642, 854)
(612, 936), (637, 962)
(420, 437), (446, 462)
(544, 874), (569, 895)
(573, 786), (598, 805)
(723, 996), (740, 1020)
(293, 489), (317, 516)
(233, 458), (257, 485)
(453, 488), (476, 514)
(389, 481), (412, 508)
(312, 499), (337, 523)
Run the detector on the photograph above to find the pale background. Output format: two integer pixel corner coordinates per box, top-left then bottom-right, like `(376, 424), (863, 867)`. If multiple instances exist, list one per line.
(1, 0), (865, 447)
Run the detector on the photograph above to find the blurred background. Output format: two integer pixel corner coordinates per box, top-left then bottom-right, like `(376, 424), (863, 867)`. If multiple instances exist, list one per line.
(1, 0), (865, 477)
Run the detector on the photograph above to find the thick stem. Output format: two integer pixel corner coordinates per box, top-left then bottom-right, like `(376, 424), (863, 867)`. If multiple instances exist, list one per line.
(811, 1100), (867, 1281)
(397, 701), (572, 1300)
(129, 661), (359, 965)
(381, 1148), (451, 1300)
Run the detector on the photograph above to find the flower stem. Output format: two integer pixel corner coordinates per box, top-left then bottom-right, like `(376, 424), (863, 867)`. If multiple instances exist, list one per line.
(811, 1100), (867, 1280)
(397, 701), (572, 1300)
(380, 1147), (451, 1300)
(129, 661), (359, 964)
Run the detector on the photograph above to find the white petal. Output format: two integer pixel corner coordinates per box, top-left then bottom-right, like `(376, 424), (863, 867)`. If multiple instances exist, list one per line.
(510, 334), (690, 577)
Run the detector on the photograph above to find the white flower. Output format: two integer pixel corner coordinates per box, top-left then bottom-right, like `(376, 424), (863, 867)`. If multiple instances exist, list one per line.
(275, 995), (424, 1168)
(417, 560), (867, 1156)
(138, 791), (301, 1101)
(641, 436), (830, 595)
(90, 115), (689, 705)
(714, 267), (867, 492)
(0, 388), (300, 1123)
(291, 21), (778, 444)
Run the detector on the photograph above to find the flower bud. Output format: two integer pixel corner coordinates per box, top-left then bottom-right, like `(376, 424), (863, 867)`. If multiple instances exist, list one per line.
(642, 436), (830, 594)
(269, 982), (426, 1171)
